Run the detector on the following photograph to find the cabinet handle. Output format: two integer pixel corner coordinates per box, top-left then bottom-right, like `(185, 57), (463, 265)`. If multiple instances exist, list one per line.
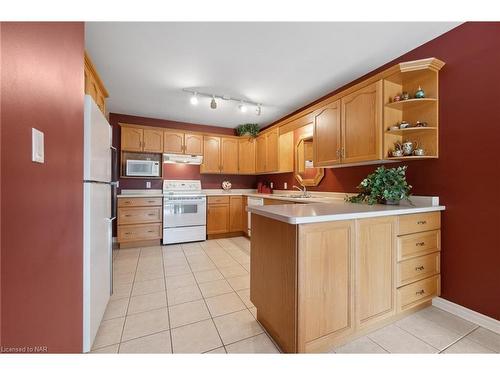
(147, 213), (156, 216)
(147, 200), (156, 203)
(415, 265), (425, 271)
(336, 149), (340, 157)
(342, 148), (346, 158)
(417, 220), (427, 225)
(124, 214), (132, 217)
(125, 232), (132, 235)
(416, 241), (425, 247)
(147, 230), (155, 233)
(415, 289), (425, 295)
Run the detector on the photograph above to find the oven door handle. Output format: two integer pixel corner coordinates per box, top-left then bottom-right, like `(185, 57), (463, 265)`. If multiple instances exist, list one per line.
(164, 200), (206, 205)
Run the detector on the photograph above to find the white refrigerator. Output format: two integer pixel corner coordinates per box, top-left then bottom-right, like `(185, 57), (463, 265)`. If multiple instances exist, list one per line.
(83, 95), (114, 352)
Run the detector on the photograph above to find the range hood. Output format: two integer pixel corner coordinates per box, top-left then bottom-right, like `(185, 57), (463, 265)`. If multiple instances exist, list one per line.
(163, 153), (203, 165)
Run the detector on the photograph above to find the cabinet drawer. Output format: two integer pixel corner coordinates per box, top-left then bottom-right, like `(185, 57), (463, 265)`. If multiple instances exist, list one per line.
(398, 212), (440, 235)
(118, 207), (162, 225)
(117, 223), (162, 242)
(118, 197), (162, 207)
(398, 252), (440, 287)
(208, 196), (230, 205)
(398, 275), (440, 311)
(398, 230), (440, 261)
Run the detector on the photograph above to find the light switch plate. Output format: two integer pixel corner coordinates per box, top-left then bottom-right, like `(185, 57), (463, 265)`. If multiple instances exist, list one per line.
(146, 181), (151, 189)
(32, 128), (44, 163)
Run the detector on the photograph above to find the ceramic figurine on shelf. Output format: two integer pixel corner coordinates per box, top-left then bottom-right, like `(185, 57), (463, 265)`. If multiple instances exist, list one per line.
(399, 120), (411, 129)
(392, 94), (401, 102)
(415, 120), (428, 127)
(414, 86), (425, 98)
(401, 91), (410, 100)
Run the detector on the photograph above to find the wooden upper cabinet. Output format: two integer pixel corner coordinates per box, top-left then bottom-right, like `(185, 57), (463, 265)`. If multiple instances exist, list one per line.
(221, 137), (239, 174)
(200, 136), (221, 174)
(121, 127), (144, 152)
(341, 80), (383, 163)
(313, 100), (341, 166)
(184, 133), (203, 155)
(356, 217), (396, 329)
(143, 129), (163, 153)
(255, 135), (267, 173)
(84, 52), (108, 115)
(266, 129), (279, 172)
(238, 138), (256, 174)
(163, 130), (185, 154)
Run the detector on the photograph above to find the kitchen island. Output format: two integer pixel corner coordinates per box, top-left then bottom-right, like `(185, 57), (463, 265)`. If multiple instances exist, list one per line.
(247, 198), (445, 353)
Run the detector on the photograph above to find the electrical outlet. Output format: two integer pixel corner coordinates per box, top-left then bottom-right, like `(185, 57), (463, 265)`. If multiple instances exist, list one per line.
(284, 182), (288, 189)
(270, 182), (274, 189)
(146, 181), (151, 189)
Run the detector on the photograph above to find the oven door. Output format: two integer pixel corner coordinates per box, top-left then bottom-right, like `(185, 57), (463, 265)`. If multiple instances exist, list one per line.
(163, 196), (206, 228)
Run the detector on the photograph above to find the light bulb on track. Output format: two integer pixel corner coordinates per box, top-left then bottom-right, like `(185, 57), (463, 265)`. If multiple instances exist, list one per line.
(190, 92), (198, 105)
(238, 101), (247, 113)
(210, 96), (217, 109)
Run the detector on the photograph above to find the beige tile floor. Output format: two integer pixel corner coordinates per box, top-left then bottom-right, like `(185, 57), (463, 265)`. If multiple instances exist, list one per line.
(93, 236), (499, 354)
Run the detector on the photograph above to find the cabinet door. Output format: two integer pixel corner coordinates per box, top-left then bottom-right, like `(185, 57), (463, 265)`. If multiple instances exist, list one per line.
(200, 136), (221, 174)
(143, 129), (164, 153)
(163, 130), (184, 154)
(121, 127), (143, 152)
(184, 133), (203, 155)
(266, 129), (279, 172)
(298, 221), (354, 347)
(341, 80), (382, 163)
(313, 100), (341, 166)
(229, 196), (243, 232)
(356, 216), (396, 328)
(221, 137), (239, 174)
(255, 135), (267, 173)
(238, 138), (256, 174)
(207, 204), (230, 234)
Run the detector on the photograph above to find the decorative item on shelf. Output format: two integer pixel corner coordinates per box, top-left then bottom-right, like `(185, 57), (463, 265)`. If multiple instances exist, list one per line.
(414, 86), (426, 99)
(236, 123), (260, 138)
(222, 180), (232, 191)
(391, 148), (404, 157)
(413, 148), (426, 156)
(399, 120), (411, 129)
(345, 166), (412, 205)
(415, 120), (428, 127)
(402, 140), (418, 156)
(401, 91), (411, 101)
(392, 94), (401, 102)
(389, 125), (400, 131)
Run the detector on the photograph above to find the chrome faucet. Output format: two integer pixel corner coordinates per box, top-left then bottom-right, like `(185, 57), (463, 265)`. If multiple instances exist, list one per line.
(293, 184), (310, 198)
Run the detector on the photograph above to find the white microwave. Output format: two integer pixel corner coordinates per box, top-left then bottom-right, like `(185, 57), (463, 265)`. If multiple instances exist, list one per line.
(126, 160), (160, 177)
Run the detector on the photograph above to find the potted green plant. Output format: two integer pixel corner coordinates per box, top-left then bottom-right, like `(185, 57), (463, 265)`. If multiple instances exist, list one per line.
(346, 166), (412, 205)
(236, 123), (260, 138)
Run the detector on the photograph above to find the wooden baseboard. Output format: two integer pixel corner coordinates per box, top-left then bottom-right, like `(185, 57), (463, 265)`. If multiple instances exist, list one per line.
(207, 231), (245, 240)
(119, 239), (160, 249)
(432, 297), (500, 334)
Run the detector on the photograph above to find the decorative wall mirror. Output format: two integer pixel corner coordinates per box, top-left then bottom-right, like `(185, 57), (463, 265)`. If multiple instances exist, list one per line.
(295, 134), (324, 186)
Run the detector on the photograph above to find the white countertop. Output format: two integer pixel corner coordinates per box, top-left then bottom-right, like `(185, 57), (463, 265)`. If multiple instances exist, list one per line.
(247, 199), (445, 224)
(117, 189), (163, 198)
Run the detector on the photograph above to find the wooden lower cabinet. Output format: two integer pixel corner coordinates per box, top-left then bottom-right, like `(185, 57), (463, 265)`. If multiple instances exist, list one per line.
(356, 217), (396, 329)
(207, 195), (245, 237)
(250, 211), (442, 353)
(117, 197), (163, 247)
(297, 221), (354, 352)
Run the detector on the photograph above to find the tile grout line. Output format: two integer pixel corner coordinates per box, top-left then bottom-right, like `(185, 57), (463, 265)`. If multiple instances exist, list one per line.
(115, 246), (140, 353)
(366, 336), (390, 353)
(180, 242), (227, 353)
(160, 245), (174, 354)
(437, 326), (480, 354)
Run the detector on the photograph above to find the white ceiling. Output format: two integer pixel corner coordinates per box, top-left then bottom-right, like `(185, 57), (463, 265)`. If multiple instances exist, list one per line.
(85, 22), (460, 128)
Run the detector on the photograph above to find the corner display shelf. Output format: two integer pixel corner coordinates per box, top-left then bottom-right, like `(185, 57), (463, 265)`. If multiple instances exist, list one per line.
(383, 58), (445, 160)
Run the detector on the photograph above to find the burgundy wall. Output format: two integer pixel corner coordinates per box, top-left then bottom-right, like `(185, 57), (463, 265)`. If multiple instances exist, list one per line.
(260, 22), (500, 319)
(1, 22), (85, 352)
(109, 113), (257, 191)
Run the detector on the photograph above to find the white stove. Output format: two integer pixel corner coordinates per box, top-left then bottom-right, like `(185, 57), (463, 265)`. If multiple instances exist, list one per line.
(162, 180), (206, 244)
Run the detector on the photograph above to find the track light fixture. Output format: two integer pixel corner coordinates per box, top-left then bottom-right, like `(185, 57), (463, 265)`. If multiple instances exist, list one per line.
(210, 96), (217, 109)
(183, 88), (262, 115)
(190, 92), (198, 105)
(238, 101), (247, 113)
